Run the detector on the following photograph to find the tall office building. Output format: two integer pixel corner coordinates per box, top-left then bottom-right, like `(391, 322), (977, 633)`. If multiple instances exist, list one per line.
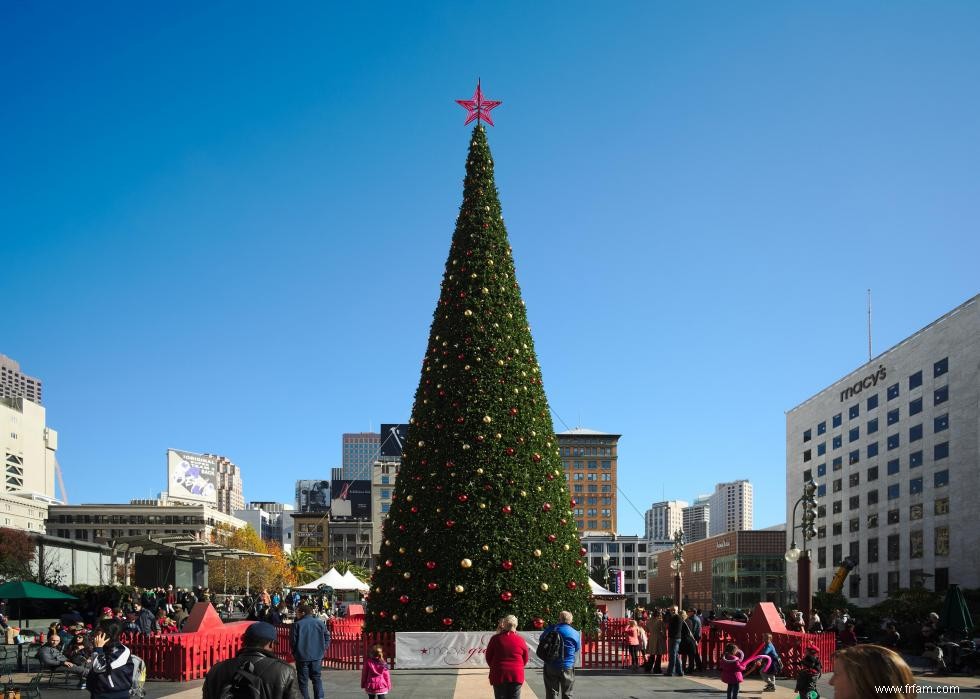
(682, 495), (712, 542)
(0, 354), (43, 405)
(2, 396), (58, 499)
(644, 500), (687, 542)
(709, 480), (754, 534)
(557, 428), (620, 533)
(786, 294), (980, 604)
(234, 502), (294, 552)
(342, 432), (380, 481)
(212, 455), (245, 515)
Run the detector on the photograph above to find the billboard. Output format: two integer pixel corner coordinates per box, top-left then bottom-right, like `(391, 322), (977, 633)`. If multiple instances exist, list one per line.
(379, 424), (410, 458)
(167, 449), (217, 505)
(330, 479), (371, 521)
(296, 480), (331, 514)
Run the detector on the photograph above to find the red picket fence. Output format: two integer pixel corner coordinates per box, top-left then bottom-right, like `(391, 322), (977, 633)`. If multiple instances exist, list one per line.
(272, 620), (394, 670)
(123, 624), (251, 681)
(699, 623), (835, 676)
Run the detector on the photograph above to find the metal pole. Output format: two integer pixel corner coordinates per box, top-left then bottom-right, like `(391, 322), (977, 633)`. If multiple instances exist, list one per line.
(798, 553), (812, 622)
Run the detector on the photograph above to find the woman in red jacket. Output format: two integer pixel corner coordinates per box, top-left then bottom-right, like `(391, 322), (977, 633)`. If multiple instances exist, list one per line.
(486, 614), (529, 699)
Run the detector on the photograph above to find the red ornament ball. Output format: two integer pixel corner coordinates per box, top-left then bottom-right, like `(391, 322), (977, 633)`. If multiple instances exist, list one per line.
(542, 503), (552, 512)
(546, 534), (557, 543)
(500, 591), (513, 602)
(509, 407), (518, 416)
(532, 453), (542, 462)
(476, 434), (485, 442)
(427, 582), (438, 591)
(379, 611), (388, 618)
(410, 506), (418, 514)
(505, 447), (516, 456)
(532, 617), (545, 629)
(546, 473), (555, 481)
(501, 560), (514, 570)
(457, 494), (469, 503)
(426, 561), (437, 570)
(442, 617), (453, 627)
(580, 547), (588, 556)
(445, 519), (456, 528)
(384, 559), (393, 567)
(567, 581), (578, 590)
(399, 595), (410, 604)
(570, 498), (578, 507)
(501, 505), (512, 515)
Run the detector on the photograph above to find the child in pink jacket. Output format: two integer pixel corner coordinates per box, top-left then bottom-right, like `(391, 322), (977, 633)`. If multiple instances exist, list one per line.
(361, 644), (391, 699)
(719, 643), (750, 699)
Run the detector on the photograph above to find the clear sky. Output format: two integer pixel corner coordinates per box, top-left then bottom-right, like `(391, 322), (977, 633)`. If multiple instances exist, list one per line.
(3, 2), (979, 537)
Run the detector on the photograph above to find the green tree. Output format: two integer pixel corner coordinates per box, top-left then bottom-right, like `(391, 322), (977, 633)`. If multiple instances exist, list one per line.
(366, 126), (592, 632)
(288, 550), (322, 585)
(331, 559), (370, 583)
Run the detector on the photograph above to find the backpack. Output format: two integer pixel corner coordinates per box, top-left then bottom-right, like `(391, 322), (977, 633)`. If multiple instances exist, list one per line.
(536, 628), (563, 663)
(130, 655), (147, 698)
(218, 659), (264, 699)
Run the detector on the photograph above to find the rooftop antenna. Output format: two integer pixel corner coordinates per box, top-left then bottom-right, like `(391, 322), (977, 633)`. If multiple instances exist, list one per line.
(867, 289), (873, 363)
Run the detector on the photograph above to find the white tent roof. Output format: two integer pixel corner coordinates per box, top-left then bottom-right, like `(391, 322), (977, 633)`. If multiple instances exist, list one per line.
(589, 578), (625, 598)
(341, 570), (370, 592)
(295, 567), (346, 591)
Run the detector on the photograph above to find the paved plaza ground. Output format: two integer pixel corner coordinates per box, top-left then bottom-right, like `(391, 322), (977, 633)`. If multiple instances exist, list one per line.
(8, 667), (980, 699)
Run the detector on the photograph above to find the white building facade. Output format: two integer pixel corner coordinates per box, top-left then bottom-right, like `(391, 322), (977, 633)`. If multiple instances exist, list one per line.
(709, 480), (753, 535)
(580, 532), (652, 606)
(786, 294), (980, 604)
(644, 500), (687, 542)
(2, 396), (59, 502)
(682, 496), (711, 543)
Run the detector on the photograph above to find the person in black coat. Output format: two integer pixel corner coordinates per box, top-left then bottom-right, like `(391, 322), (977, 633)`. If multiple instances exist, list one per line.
(203, 622), (300, 699)
(665, 606), (685, 677)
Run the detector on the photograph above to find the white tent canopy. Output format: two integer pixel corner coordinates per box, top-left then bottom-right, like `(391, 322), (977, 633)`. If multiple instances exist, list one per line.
(589, 578), (621, 597)
(294, 568), (346, 591)
(589, 578), (627, 619)
(341, 570), (370, 592)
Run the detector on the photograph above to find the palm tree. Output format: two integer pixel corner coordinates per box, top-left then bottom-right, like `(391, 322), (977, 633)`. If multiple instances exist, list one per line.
(287, 550), (322, 585)
(331, 559), (370, 583)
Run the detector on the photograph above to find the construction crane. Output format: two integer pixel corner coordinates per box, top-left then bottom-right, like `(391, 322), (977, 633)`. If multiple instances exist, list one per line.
(55, 461), (69, 504)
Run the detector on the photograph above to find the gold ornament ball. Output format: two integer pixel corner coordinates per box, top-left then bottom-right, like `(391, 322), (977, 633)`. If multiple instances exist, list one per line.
(533, 549), (542, 557)
(460, 558), (473, 568)
(483, 415), (493, 424)
(425, 606), (434, 613)
(464, 309), (473, 317)
(520, 490), (527, 497)
(398, 547), (406, 554)
(479, 502), (487, 509)
(403, 572), (411, 579)
(540, 583), (549, 591)
(563, 544), (570, 551)
(481, 544), (490, 552)
(406, 495), (413, 502)
(477, 467), (484, 474)
(455, 585), (465, 593)
(392, 614), (398, 621)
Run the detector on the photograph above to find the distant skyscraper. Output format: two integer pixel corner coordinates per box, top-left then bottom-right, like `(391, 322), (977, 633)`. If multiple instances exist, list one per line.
(682, 496), (711, 542)
(209, 454), (244, 516)
(0, 354), (42, 405)
(644, 500), (687, 542)
(708, 480), (753, 534)
(556, 428), (620, 533)
(342, 432), (380, 480)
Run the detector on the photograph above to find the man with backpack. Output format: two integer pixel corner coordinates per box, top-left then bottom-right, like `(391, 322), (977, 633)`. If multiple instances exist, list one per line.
(203, 621), (300, 699)
(538, 611), (580, 699)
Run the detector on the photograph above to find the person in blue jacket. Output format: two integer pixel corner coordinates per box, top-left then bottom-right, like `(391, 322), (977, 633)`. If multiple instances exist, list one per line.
(290, 603), (331, 699)
(540, 611), (580, 699)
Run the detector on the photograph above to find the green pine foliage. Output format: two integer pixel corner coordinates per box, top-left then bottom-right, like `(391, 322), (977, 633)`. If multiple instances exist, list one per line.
(366, 125), (593, 632)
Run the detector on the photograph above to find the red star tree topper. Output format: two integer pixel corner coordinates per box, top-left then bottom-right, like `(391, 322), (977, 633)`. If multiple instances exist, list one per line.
(456, 79), (502, 126)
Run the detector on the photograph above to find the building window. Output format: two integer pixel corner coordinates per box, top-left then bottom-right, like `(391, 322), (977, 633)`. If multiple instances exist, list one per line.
(910, 451), (923, 468)
(803, 449), (812, 462)
(909, 397), (923, 416)
(849, 427), (860, 442)
(934, 386), (948, 405)
(935, 568), (949, 592)
(849, 403), (860, 420)
(887, 571), (900, 594)
(909, 424), (923, 442)
(887, 534), (900, 561)
(887, 459), (899, 475)
(868, 512), (878, 528)
(833, 479), (842, 493)
(887, 383), (900, 400)
(909, 370), (922, 390)
(887, 484), (900, 500)
(817, 421), (826, 435)
(887, 509), (900, 524)
(934, 442), (949, 461)
(910, 503), (923, 520)
(867, 489), (878, 505)
(849, 517), (860, 533)
(910, 477), (923, 495)
(817, 547), (826, 568)
(849, 450), (860, 465)
(817, 505), (826, 519)
(867, 466), (879, 481)
(887, 408), (900, 425)
(817, 463), (826, 476)
(832, 500), (842, 514)
(833, 413), (842, 428)
(934, 414), (949, 433)
(803, 429), (812, 442)
(817, 483), (826, 497)
(849, 473), (860, 488)
(867, 394), (879, 410)
(935, 497), (949, 515)
(867, 442), (879, 458)
(935, 526), (949, 556)
(867, 537), (879, 563)
(849, 495), (860, 510)
(832, 457), (842, 471)
(817, 442), (826, 456)
(934, 357), (948, 378)
(868, 572), (879, 597)
(934, 469), (949, 488)
(832, 435), (842, 450)
(867, 417), (878, 434)
(887, 434), (900, 450)
(817, 525), (827, 539)
(833, 543), (842, 562)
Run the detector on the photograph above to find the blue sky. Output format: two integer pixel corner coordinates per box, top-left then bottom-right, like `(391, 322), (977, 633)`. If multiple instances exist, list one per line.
(3, 2), (979, 536)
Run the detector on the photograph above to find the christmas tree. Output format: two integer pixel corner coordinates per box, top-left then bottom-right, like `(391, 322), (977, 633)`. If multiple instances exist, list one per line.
(365, 124), (593, 632)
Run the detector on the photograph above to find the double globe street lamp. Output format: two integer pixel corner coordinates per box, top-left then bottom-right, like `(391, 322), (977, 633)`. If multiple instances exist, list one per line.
(786, 480), (819, 621)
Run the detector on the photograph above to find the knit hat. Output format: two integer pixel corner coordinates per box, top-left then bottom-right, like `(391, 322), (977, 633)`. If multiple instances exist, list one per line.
(244, 621), (277, 644)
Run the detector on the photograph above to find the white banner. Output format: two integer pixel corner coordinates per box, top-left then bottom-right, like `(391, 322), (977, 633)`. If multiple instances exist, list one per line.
(396, 631), (580, 669)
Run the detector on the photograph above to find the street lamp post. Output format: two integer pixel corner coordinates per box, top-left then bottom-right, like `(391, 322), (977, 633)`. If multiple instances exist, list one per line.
(602, 551), (611, 589)
(786, 480), (819, 622)
(670, 529), (685, 607)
